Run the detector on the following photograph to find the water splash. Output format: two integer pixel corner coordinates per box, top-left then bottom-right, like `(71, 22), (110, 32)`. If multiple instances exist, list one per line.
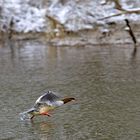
(19, 109), (34, 121)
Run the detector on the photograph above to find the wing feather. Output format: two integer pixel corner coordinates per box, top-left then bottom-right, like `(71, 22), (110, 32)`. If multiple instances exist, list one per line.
(34, 91), (64, 107)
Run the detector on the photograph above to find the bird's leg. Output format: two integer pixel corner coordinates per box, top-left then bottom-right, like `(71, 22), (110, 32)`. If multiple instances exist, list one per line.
(41, 112), (51, 117)
(44, 112), (51, 117)
(30, 115), (35, 120)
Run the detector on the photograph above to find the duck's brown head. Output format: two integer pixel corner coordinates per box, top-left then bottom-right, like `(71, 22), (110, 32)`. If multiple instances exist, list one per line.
(62, 97), (75, 104)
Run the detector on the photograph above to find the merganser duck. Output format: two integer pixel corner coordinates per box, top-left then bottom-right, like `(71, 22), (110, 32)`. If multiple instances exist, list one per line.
(20, 91), (75, 120)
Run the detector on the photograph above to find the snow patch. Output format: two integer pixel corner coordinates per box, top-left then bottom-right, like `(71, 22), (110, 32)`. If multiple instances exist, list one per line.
(0, 0), (46, 32)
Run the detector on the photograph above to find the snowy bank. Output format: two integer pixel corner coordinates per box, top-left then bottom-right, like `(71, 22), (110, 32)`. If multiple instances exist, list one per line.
(0, 0), (46, 32)
(0, 0), (140, 33)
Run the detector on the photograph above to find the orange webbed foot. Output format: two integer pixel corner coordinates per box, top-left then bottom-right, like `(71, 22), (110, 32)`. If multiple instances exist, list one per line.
(41, 112), (51, 117)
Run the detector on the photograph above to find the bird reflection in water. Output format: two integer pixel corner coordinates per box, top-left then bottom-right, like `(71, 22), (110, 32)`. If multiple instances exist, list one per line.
(31, 121), (53, 133)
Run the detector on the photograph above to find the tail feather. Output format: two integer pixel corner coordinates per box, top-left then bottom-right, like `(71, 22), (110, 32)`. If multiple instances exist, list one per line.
(62, 97), (75, 104)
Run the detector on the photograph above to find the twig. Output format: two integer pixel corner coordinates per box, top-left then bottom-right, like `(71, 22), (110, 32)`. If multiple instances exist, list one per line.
(100, 0), (140, 20)
(113, 0), (127, 12)
(125, 19), (137, 45)
(8, 17), (14, 39)
(99, 12), (124, 20)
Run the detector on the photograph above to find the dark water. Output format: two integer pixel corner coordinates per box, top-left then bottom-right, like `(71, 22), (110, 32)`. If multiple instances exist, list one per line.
(1, 40), (140, 140)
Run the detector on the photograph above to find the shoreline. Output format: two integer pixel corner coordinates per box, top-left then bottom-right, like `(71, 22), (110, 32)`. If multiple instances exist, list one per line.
(0, 22), (139, 46)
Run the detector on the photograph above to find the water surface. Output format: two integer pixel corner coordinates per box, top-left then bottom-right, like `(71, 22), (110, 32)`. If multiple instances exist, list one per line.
(1, 40), (140, 140)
